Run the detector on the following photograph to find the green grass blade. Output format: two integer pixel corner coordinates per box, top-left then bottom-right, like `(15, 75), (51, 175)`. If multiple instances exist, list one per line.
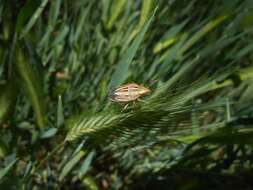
(153, 20), (189, 54)
(48, 0), (61, 26)
(139, 0), (154, 28)
(19, 0), (49, 39)
(109, 8), (157, 89)
(59, 150), (86, 181)
(179, 14), (229, 56)
(106, 0), (127, 30)
(57, 95), (64, 128)
(0, 158), (18, 182)
(15, 48), (45, 129)
(40, 128), (58, 139)
(15, 0), (40, 34)
(78, 150), (96, 178)
(0, 79), (18, 122)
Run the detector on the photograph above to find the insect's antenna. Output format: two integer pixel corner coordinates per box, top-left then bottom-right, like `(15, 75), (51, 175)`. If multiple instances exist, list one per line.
(108, 89), (112, 97)
(107, 87), (116, 101)
(149, 79), (159, 87)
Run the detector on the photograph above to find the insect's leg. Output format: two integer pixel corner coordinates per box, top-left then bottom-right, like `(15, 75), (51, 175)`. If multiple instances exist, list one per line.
(122, 104), (129, 110)
(149, 79), (159, 87)
(137, 98), (147, 104)
(131, 101), (137, 112)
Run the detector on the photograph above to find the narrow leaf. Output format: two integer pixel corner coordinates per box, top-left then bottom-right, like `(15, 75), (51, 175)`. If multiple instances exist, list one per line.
(79, 150), (96, 178)
(15, 47), (45, 128)
(106, 0), (126, 30)
(0, 79), (18, 122)
(0, 158), (18, 181)
(179, 14), (229, 56)
(59, 150), (86, 181)
(19, 0), (49, 39)
(109, 8), (157, 89)
(57, 95), (64, 128)
(40, 128), (58, 139)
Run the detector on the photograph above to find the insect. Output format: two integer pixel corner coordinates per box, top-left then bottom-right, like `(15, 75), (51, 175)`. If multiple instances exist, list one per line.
(109, 83), (151, 104)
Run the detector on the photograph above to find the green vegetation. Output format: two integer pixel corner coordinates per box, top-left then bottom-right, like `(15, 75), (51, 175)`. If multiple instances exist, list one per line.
(1, 0), (253, 189)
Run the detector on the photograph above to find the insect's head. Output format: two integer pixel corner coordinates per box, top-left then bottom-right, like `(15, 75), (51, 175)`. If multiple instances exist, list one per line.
(108, 88), (116, 101)
(141, 86), (151, 94)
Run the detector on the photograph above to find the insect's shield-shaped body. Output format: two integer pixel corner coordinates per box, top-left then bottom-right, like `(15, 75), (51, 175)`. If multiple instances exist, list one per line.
(109, 83), (151, 103)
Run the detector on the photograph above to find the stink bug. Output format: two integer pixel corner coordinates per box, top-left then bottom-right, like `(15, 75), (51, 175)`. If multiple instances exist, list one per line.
(109, 83), (151, 105)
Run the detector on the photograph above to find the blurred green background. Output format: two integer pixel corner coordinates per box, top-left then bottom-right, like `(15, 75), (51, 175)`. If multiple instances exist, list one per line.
(1, 0), (253, 189)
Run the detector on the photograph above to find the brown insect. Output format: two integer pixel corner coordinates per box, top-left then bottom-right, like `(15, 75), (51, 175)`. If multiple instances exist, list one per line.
(109, 83), (151, 104)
